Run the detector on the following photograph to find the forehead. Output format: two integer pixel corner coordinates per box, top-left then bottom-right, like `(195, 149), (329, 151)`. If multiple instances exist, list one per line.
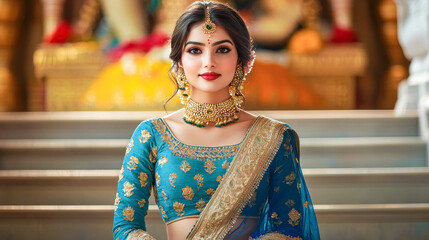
(185, 22), (233, 44)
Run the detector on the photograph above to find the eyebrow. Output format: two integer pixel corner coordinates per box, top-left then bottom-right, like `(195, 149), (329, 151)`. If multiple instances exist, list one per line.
(184, 39), (233, 47)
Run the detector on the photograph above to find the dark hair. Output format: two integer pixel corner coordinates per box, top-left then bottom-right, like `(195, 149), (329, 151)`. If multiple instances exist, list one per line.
(170, 1), (252, 68)
(165, 1), (253, 110)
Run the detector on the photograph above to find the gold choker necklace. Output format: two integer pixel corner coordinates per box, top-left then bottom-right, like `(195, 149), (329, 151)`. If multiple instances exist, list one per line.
(183, 98), (239, 127)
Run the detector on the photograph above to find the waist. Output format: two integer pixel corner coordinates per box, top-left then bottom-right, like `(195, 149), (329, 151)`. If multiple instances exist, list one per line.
(166, 216), (258, 240)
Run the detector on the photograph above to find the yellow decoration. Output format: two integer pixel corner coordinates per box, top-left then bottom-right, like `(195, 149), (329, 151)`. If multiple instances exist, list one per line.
(80, 52), (181, 110)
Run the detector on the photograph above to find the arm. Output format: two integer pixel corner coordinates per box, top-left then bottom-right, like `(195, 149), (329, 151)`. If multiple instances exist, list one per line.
(113, 121), (157, 240)
(251, 128), (320, 240)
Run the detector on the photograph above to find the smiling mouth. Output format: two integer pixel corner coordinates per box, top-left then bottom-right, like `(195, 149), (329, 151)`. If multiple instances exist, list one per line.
(199, 72), (221, 80)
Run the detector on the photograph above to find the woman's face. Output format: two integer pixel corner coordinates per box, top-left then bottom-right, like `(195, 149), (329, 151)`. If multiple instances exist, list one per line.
(180, 22), (238, 96)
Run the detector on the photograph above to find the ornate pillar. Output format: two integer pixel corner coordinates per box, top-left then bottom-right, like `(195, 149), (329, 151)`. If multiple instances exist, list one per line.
(394, 0), (429, 140)
(0, 0), (23, 111)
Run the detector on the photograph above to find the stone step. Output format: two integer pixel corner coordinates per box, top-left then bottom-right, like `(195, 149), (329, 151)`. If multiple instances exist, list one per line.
(0, 137), (425, 170)
(1, 168), (428, 205)
(0, 110), (418, 139)
(0, 204), (428, 240)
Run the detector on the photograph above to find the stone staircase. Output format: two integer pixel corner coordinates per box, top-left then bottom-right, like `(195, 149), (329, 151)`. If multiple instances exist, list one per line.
(0, 110), (428, 240)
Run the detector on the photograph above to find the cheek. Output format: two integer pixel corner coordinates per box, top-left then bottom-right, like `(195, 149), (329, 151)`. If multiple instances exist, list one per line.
(222, 56), (238, 74)
(181, 55), (200, 74)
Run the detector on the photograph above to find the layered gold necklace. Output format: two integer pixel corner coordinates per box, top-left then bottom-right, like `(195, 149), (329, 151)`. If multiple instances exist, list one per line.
(183, 98), (240, 127)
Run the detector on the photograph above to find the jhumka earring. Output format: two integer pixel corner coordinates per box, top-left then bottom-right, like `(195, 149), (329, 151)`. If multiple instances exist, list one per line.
(177, 67), (190, 104)
(229, 64), (245, 108)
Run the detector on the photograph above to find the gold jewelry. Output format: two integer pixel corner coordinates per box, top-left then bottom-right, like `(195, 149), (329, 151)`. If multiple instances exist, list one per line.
(177, 67), (190, 104)
(183, 98), (239, 128)
(202, 6), (216, 44)
(229, 64), (245, 108)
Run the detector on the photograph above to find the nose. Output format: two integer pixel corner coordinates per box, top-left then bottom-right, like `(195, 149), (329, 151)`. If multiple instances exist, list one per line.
(203, 51), (216, 69)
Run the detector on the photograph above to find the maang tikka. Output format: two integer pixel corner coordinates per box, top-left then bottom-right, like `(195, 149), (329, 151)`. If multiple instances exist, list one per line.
(202, 6), (216, 44)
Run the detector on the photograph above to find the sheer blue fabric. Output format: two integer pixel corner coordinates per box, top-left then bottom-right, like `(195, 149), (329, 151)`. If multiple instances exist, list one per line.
(113, 118), (319, 239)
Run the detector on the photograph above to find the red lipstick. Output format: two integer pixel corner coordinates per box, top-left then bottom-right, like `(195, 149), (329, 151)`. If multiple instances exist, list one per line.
(199, 72), (221, 81)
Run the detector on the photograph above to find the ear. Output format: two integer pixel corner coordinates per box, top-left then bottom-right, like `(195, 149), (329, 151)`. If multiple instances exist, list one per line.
(244, 51), (256, 75)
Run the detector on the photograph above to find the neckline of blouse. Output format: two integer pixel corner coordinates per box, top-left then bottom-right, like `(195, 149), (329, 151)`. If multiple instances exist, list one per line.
(157, 116), (260, 150)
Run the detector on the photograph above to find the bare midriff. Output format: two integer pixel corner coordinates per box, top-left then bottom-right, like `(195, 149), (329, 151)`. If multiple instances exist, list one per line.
(166, 216), (258, 240)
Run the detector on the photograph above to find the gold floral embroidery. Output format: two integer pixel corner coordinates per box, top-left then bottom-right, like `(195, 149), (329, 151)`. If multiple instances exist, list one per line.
(295, 157), (299, 164)
(222, 160), (229, 169)
(297, 181), (301, 194)
(204, 159), (216, 174)
(283, 172), (296, 186)
(123, 206), (134, 221)
(173, 202), (185, 216)
(158, 156), (169, 167)
(304, 201), (309, 208)
(169, 173), (177, 188)
(139, 129), (151, 143)
(159, 205), (168, 220)
(114, 193), (121, 211)
(118, 166), (124, 182)
(288, 208), (301, 227)
(182, 186), (195, 200)
(138, 198), (146, 208)
(155, 172), (160, 187)
(123, 181), (135, 197)
(194, 174), (204, 190)
(153, 119), (239, 162)
(206, 188), (215, 195)
(271, 212), (283, 226)
(285, 200), (295, 207)
(127, 156), (139, 171)
(149, 146), (158, 165)
(284, 143), (290, 151)
(196, 198), (206, 212)
(139, 172), (148, 187)
(180, 160), (191, 173)
(126, 139), (134, 154)
(162, 189), (167, 202)
(216, 175), (223, 183)
(184, 116), (286, 239)
(284, 143), (291, 157)
(247, 192), (257, 207)
(273, 186), (280, 192)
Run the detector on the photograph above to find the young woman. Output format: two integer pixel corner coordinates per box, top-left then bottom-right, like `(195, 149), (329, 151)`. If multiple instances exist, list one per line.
(113, 1), (320, 239)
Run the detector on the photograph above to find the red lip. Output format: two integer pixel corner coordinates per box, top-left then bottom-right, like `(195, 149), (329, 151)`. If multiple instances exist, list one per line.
(199, 72), (221, 81)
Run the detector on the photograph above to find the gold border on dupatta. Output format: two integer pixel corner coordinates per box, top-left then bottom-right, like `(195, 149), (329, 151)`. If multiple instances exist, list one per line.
(186, 116), (286, 240)
(249, 232), (303, 240)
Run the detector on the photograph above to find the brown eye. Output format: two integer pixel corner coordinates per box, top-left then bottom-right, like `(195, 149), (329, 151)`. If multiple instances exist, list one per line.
(187, 48), (202, 54)
(217, 47), (231, 53)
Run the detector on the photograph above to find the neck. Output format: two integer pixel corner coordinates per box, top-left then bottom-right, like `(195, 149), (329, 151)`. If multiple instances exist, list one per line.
(189, 89), (231, 104)
(183, 97), (239, 128)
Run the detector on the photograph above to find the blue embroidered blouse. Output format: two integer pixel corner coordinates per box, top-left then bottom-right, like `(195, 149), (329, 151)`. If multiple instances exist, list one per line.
(113, 118), (319, 239)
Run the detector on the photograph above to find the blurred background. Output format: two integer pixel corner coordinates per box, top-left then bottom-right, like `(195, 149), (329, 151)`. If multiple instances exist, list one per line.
(1, 1), (429, 240)
(0, 0), (410, 112)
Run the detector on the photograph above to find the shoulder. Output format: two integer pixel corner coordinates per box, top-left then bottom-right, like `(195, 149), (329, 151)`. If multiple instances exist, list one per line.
(131, 117), (163, 142)
(256, 114), (300, 142)
(160, 108), (185, 127)
(135, 118), (158, 132)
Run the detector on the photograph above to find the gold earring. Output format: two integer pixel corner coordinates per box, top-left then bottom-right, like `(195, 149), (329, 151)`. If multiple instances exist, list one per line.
(229, 64), (245, 107)
(177, 67), (190, 104)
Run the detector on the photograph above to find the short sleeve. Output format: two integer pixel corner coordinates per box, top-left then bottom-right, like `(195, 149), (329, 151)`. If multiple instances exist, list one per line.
(251, 127), (320, 240)
(113, 120), (157, 240)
